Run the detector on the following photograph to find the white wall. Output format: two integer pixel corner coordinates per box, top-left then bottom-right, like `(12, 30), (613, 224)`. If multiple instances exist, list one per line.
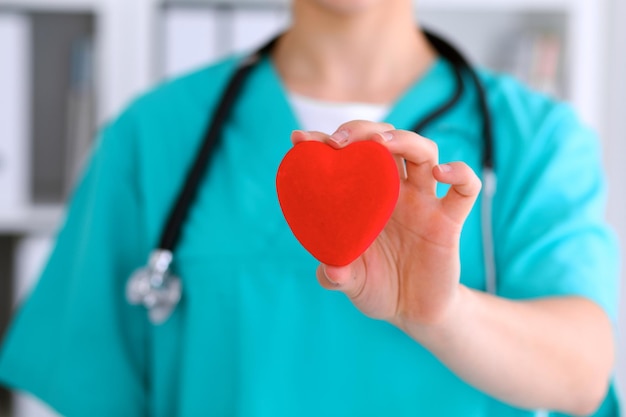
(605, 0), (626, 402)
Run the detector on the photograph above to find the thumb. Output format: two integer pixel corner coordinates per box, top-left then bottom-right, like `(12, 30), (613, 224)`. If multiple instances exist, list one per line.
(316, 262), (366, 299)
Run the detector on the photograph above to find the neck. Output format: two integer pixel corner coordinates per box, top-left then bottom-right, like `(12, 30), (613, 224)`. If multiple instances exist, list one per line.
(273, 0), (436, 103)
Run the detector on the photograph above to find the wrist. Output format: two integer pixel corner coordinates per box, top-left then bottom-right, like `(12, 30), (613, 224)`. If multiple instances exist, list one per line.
(392, 284), (474, 345)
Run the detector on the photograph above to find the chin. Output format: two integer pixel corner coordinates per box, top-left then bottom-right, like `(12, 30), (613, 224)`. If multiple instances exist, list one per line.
(299, 0), (388, 15)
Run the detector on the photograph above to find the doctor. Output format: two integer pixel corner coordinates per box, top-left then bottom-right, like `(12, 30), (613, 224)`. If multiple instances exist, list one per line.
(0, 0), (620, 415)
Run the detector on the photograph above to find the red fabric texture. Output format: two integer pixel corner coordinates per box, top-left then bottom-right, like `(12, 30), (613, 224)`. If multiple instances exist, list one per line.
(276, 141), (400, 266)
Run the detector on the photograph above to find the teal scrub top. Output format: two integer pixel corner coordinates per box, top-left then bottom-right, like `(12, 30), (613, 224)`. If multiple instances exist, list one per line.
(0, 54), (621, 416)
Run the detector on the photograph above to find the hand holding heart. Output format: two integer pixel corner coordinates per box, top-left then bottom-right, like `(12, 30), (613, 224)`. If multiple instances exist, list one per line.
(282, 120), (482, 328)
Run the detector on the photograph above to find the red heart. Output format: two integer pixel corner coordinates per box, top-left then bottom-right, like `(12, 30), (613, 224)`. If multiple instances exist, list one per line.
(276, 140), (400, 266)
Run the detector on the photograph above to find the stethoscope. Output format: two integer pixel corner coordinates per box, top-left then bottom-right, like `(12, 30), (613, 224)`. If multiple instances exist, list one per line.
(126, 29), (497, 324)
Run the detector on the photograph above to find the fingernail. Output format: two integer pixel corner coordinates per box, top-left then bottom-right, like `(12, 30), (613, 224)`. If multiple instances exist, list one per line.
(323, 265), (340, 286)
(379, 131), (394, 142)
(330, 129), (349, 145)
(438, 164), (453, 173)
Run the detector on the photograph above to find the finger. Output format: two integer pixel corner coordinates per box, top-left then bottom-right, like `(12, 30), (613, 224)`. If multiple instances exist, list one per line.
(290, 130), (331, 145)
(394, 156), (408, 180)
(433, 162), (482, 223)
(291, 130), (354, 150)
(315, 263), (366, 300)
(379, 130), (438, 195)
(329, 120), (395, 148)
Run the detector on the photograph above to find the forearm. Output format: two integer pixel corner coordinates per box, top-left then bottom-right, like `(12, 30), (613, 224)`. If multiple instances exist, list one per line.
(304, 123), (616, 414)
(396, 286), (615, 415)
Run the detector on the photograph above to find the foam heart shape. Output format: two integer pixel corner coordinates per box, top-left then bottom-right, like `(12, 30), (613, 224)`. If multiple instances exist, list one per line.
(276, 140), (400, 266)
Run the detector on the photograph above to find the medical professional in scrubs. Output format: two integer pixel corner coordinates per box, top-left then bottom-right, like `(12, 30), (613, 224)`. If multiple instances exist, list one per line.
(0, 0), (620, 415)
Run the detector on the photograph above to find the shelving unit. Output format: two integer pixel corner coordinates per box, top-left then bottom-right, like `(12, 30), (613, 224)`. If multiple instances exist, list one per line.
(0, 207), (64, 236)
(0, 4), (96, 416)
(434, 0), (606, 135)
(0, 0), (98, 12)
(0, 0), (622, 415)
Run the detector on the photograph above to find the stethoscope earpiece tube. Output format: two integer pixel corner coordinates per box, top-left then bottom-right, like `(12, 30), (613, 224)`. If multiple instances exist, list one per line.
(159, 42), (276, 252)
(481, 168), (497, 295)
(412, 31), (465, 134)
(419, 29), (495, 170)
(419, 30), (498, 294)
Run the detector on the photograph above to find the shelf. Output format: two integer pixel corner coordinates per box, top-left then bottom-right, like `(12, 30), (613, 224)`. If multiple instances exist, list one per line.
(0, 10), (96, 209)
(0, 205), (64, 235)
(420, 0), (581, 12)
(161, 0), (288, 8)
(0, 0), (98, 13)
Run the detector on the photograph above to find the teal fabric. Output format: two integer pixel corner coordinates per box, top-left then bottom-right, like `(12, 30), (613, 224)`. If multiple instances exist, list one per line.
(0, 54), (620, 416)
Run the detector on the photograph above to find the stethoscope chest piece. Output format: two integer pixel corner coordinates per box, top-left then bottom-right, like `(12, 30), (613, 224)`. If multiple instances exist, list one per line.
(126, 249), (182, 324)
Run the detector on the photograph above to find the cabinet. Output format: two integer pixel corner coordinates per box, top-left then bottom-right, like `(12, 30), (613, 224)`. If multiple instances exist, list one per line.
(0, 0), (621, 415)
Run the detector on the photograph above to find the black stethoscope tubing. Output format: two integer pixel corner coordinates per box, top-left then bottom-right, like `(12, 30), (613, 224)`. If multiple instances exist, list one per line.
(160, 29), (495, 252)
(126, 29), (497, 323)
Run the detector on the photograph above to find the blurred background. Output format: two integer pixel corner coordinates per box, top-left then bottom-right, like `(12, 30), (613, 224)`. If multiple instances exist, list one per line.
(0, 0), (624, 415)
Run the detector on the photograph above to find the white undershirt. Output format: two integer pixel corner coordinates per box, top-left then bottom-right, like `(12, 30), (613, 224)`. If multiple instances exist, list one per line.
(288, 92), (391, 134)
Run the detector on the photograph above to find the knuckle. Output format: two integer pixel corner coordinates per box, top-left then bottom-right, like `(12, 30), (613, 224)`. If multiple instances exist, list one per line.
(463, 166), (482, 192)
(337, 119), (366, 131)
(414, 137), (439, 159)
(424, 138), (438, 154)
(472, 176), (483, 193)
(451, 162), (481, 194)
(335, 121), (352, 132)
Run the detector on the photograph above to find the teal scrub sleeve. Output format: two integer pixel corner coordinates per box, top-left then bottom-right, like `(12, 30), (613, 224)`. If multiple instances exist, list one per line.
(492, 104), (621, 416)
(0, 109), (150, 416)
(494, 104), (619, 317)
